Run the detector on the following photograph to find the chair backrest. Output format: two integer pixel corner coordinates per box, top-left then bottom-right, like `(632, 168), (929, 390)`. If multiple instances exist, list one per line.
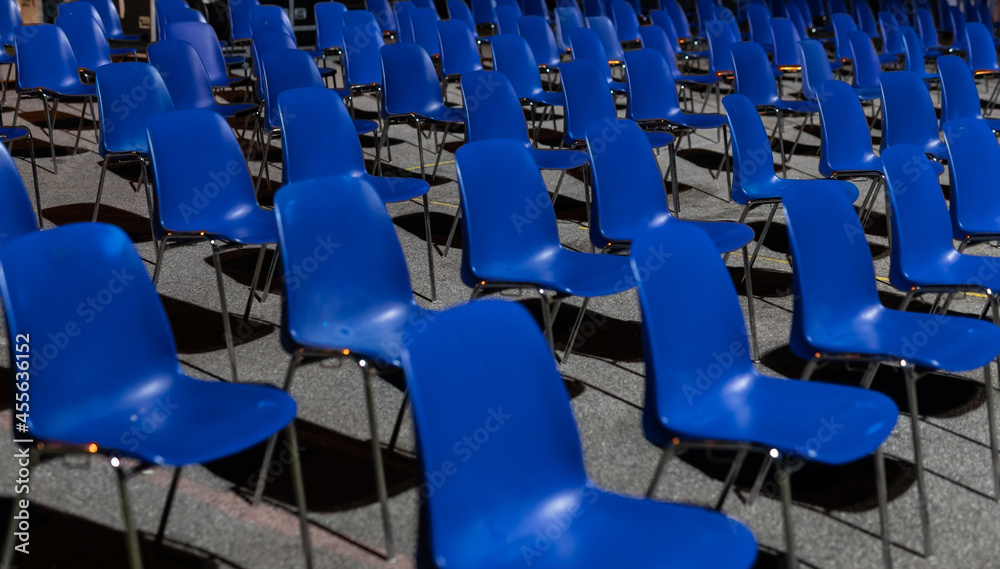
(966, 21), (999, 72)
(696, 0), (715, 34)
(585, 0), (607, 18)
(748, 4), (773, 46)
(555, 5), (585, 52)
(490, 33), (546, 99)
(799, 38), (834, 99)
(785, 1), (809, 35)
(167, 21), (231, 86)
(148, 39), (220, 111)
(815, 79), (876, 177)
(448, 0), (478, 32)
(146, 109), (259, 234)
(638, 23), (673, 62)
(771, 17), (803, 68)
(157, 3), (206, 40)
(559, 59), (617, 143)
(380, 43), (446, 117)
(14, 25), (82, 93)
(518, 14), (562, 67)
(366, 0), (399, 33)
(878, 70), (939, 152)
(650, 9), (683, 53)
(878, 10), (905, 53)
(731, 41), (779, 106)
(438, 19), (482, 75)
(461, 70), (532, 144)
(949, 6), (968, 50)
(315, 1), (348, 51)
(277, 87), (368, 184)
(399, 299), (588, 569)
(96, 62), (175, 156)
(228, 0), (260, 40)
(454, 139), (563, 283)
(943, 116), (1000, 240)
(343, 11), (385, 86)
(56, 9), (113, 71)
(611, 0), (640, 41)
(80, 0), (128, 40)
(153, 0), (185, 39)
(394, 0), (416, 43)
(855, 1), (879, 36)
(0, 0), (21, 47)
(900, 25), (926, 73)
(715, 6), (742, 39)
(0, 223), (182, 439)
(251, 5), (295, 38)
(830, 11), (857, 62)
(938, 54), (984, 128)
(585, 118), (670, 247)
(881, 143), (958, 287)
(914, 7), (939, 48)
(274, 176), (416, 352)
(251, 29), (296, 95)
(585, 15), (625, 61)
(782, 171), (883, 359)
(721, 94), (779, 201)
(260, 48), (324, 129)
(411, 6), (442, 55)
(847, 29), (881, 88)
(705, 18), (738, 76)
(631, 222), (756, 440)
(472, 0), (499, 25)
(523, 0), (548, 19)
(664, 0), (694, 39)
(496, 4), (521, 32)
(0, 143), (37, 242)
(569, 27), (616, 84)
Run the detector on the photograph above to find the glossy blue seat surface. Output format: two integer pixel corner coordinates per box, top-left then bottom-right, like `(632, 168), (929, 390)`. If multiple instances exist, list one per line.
(831, 12), (857, 63)
(14, 25), (96, 97)
(782, 179), (1000, 370)
(146, 109), (276, 244)
(943, 117), (1000, 240)
(706, 18), (738, 76)
(496, 4), (522, 33)
(586, 15), (625, 61)
(380, 43), (467, 123)
(723, 94), (859, 204)
(96, 63), (174, 157)
(461, 71), (584, 170)
(448, 0), (479, 35)
(632, 222), (898, 461)
(855, 1), (879, 37)
(455, 139), (635, 294)
(278, 86), (429, 202)
(490, 33), (564, 106)
(732, 41), (820, 111)
(586, 119), (752, 251)
(0, 223), (295, 466)
(637, 26), (715, 83)
(771, 17), (803, 70)
(400, 299), (759, 569)
(624, 48), (726, 129)
(148, 40), (256, 116)
(411, 7), (442, 56)
(815, 80), (882, 177)
(879, 70), (947, 159)
(394, 0), (415, 42)
(747, 4), (773, 50)
(472, 0), (499, 25)
(274, 175), (431, 365)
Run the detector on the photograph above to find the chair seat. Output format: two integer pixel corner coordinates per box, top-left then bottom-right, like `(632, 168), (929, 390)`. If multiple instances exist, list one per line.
(37, 377), (297, 466)
(472, 246), (635, 297)
(422, 105), (468, 123)
(0, 126), (30, 141)
(0, 52), (13, 64)
(526, 89), (566, 107)
(821, 154), (883, 179)
(353, 118), (379, 135)
(610, 79), (627, 93)
(179, 207), (277, 245)
(469, 486), (758, 569)
(320, 67), (338, 79)
(527, 145), (588, 170)
(774, 98), (819, 114)
(798, 304), (1000, 371)
(36, 81), (97, 98)
(647, 368), (898, 464)
(224, 54), (246, 66)
(736, 176), (860, 205)
(923, 138), (948, 161)
(917, 72), (940, 82)
(363, 173), (431, 203)
(678, 218), (754, 253)
(853, 85), (881, 101)
(204, 101), (258, 117)
(894, 249), (1000, 291)
(111, 46), (137, 57)
(663, 109), (726, 129)
(674, 72), (718, 85)
(878, 53), (899, 64)
(644, 130), (674, 149)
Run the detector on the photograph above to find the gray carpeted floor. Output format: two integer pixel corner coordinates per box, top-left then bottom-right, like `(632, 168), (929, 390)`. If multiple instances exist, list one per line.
(0, 61), (998, 569)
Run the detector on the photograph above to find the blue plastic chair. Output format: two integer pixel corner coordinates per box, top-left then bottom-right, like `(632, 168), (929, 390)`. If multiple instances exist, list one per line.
(0, 0), (19, 103)
(611, 0), (641, 42)
(569, 27), (626, 92)
(12, 25), (98, 173)
(366, 0), (400, 36)
(943, 117), (1000, 244)
(168, 21), (250, 90)
(771, 17), (804, 73)
(490, 33), (565, 135)
(342, 11), (385, 94)
(155, 0), (192, 40)
(585, 15), (626, 62)
(847, 30), (888, 105)
(472, 0), (499, 28)
(831, 12), (859, 64)
(146, 109), (279, 381)
(705, 17), (739, 81)
(315, 1), (347, 55)
(585, 0), (607, 18)
(798, 38), (850, 100)
(785, 1), (810, 36)
(878, 70), (947, 160)
(938, 54), (1000, 131)
(664, 0), (697, 41)
(878, 10), (906, 56)
(91, 62), (174, 229)
(901, 25), (940, 85)
(250, 4), (295, 38)
(56, 10), (111, 72)
(518, 14), (563, 69)
(855, 1), (880, 37)
(723, 93), (860, 268)
(915, 8), (945, 53)
(379, 43), (467, 196)
(732, 42), (818, 173)
(81, 0), (140, 41)
(148, 40), (257, 121)
(639, 25), (717, 102)
(496, 4), (521, 33)
(411, 7), (442, 56)
(448, 0), (480, 37)
(394, 1), (416, 43)
(271, 175), (435, 562)
(438, 19), (483, 77)
(455, 139), (637, 360)
(782, 174), (1000, 558)
(631, 221), (896, 569)
(949, 6), (968, 52)
(650, 8), (686, 55)
(399, 299), (759, 569)
(523, 0), (548, 19)
(228, 0), (260, 42)
(967, 21), (1000, 74)
(555, 5), (585, 52)
(0, 142), (39, 237)
(748, 4), (774, 52)
(62, 0), (137, 56)
(0, 222), (312, 569)
(696, 0), (715, 35)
